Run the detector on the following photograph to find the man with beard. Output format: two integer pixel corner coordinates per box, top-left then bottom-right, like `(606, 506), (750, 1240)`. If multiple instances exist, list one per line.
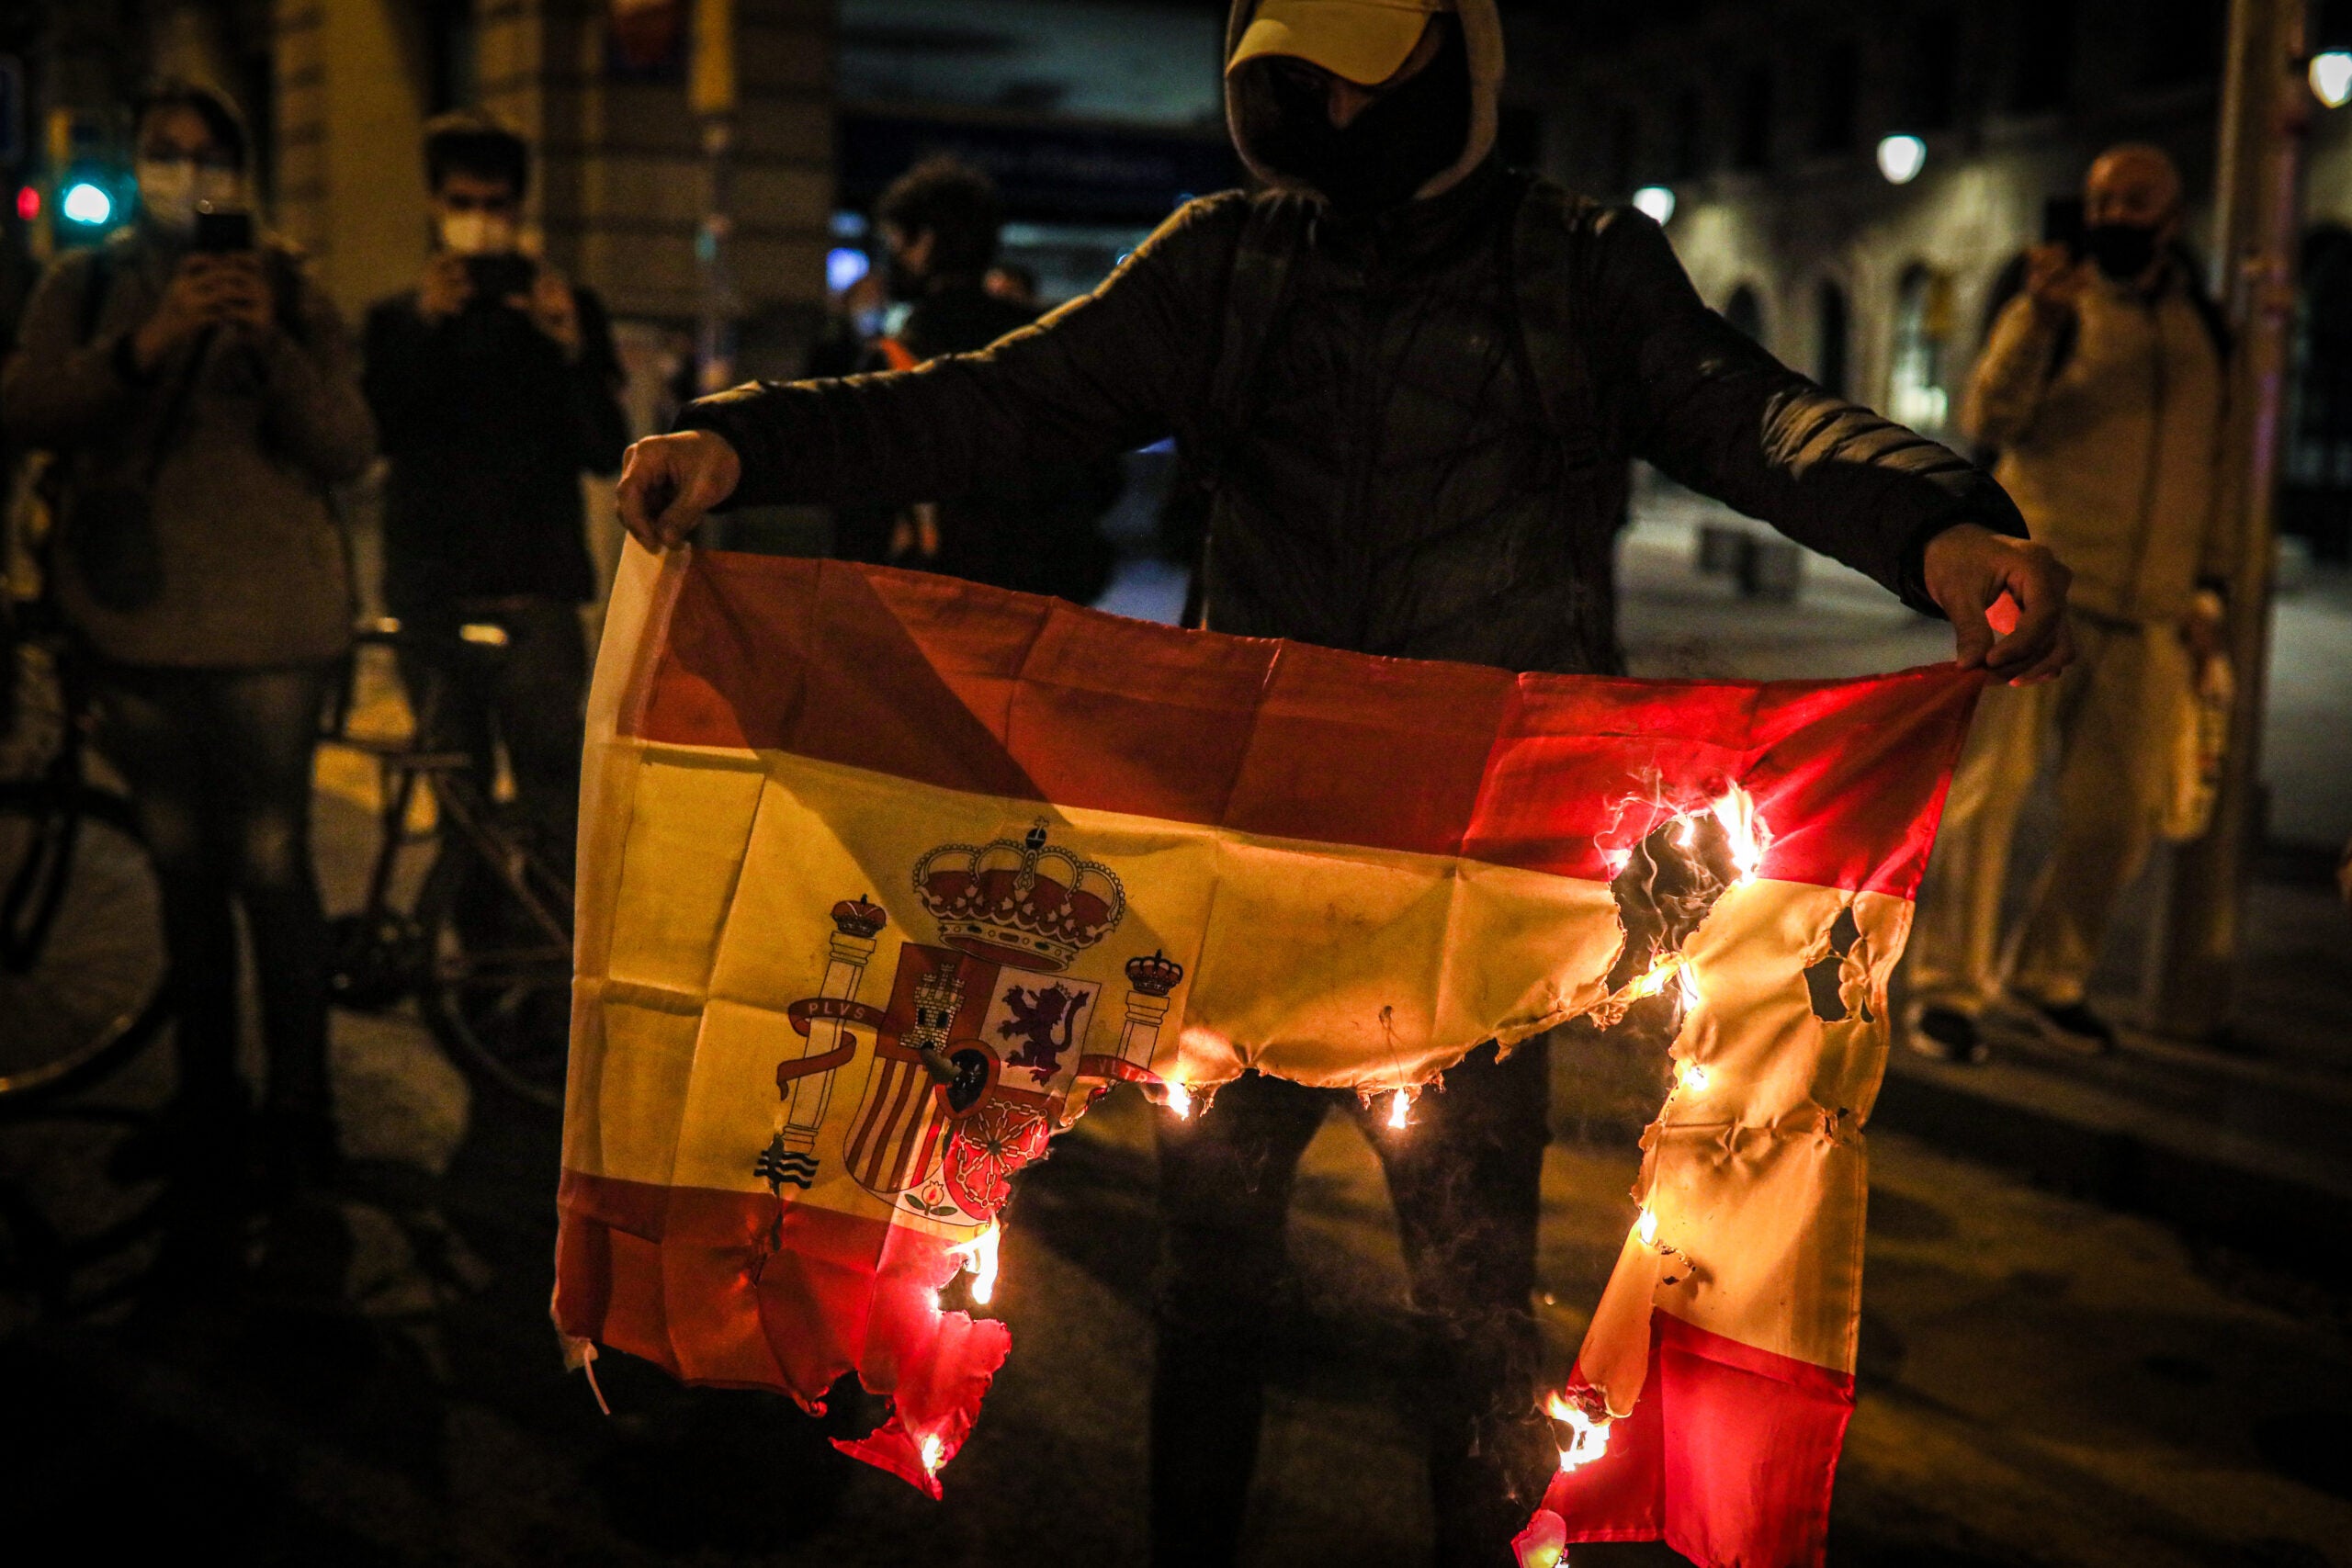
(617, 2), (2070, 1560)
(1909, 143), (2232, 1064)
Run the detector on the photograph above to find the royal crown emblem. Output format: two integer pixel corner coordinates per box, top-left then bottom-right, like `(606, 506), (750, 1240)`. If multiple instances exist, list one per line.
(1125, 950), (1183, 997)
(913, 822), (1125, 974)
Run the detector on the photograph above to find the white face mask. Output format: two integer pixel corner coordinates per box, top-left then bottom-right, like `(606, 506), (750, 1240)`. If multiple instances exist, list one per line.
(137, 157), (241, 233)
(439, 210), (519, 256)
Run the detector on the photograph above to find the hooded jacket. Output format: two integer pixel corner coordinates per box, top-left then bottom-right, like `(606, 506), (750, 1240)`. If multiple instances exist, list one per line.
(1962, 261), (2227, 625)
(5, 85), (373, 668)
(681, 0), (2022, 674)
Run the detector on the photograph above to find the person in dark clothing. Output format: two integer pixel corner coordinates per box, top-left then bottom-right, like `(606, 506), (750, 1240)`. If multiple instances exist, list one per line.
(616, 3), (2071, 1561)
(840, 157), (1119, 604)
(362, 113), (628, 860)
(4, 82), (375, 1237)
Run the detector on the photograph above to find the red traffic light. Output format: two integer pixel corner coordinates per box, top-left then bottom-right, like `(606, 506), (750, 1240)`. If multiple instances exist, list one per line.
(15, 185), (37, 222)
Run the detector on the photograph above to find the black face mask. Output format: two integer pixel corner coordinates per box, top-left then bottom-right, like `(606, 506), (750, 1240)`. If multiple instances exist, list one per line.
(2085, 221), (2160, 282)
(1249, 23), (1472, 215)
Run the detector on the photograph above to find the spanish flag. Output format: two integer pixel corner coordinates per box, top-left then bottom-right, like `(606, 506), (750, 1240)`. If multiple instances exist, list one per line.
(555, 542), (1980, 1563)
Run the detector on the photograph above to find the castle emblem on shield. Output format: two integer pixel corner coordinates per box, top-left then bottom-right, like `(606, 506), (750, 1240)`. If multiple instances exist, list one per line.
(766, 822), (1183, 1224)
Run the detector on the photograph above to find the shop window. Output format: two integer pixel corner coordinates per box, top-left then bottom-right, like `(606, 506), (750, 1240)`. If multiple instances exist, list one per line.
(1889, 265), (1954, 431)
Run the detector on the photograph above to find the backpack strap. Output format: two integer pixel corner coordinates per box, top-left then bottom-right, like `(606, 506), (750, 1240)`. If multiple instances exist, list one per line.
(1508, 175), (1604, 474)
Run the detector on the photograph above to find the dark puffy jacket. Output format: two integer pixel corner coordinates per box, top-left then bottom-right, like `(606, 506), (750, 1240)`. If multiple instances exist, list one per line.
(683, 162), (2022, 675)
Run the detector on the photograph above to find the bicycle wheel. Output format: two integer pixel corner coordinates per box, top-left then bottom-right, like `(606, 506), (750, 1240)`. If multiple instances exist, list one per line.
(415, 840), (572, 1109)
(0, 782), (169, 1101)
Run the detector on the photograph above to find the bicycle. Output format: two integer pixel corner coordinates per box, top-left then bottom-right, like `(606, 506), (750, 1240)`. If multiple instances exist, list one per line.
(0, 618), (171, 1105)
(326, 615), (574, 1109)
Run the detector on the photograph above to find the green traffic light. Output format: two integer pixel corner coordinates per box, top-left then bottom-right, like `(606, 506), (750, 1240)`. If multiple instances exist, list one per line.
(61, 180), (112, 226)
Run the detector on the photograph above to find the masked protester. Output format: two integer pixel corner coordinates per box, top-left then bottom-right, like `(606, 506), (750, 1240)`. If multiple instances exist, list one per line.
(2, 81), (375, 1257)
(617, 2), (2069, 1559)
(1910, 143), (2231, 1066)
(835, 156), (1120, 604)
(361, 114), (628, 871)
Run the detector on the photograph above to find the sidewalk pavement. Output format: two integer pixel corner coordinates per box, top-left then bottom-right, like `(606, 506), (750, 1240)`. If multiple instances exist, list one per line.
(1618, 490), (2352, 1277)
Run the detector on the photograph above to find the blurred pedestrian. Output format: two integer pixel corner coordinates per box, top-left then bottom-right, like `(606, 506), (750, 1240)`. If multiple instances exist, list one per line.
(361, 113), (628, 866)
(841, 157), (1119, 603)
(616, 0), (2066, 1559)
(801, 268), (887, 380)
(1909, 143), (2230, 1062)
(984, 262), (1039, 309)
(2, 81), (375, 1224)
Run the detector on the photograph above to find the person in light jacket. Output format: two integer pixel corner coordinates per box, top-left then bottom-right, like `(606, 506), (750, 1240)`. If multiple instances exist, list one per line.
(1909, 143), (2232, 1062)
(3, 81), (375, 1248)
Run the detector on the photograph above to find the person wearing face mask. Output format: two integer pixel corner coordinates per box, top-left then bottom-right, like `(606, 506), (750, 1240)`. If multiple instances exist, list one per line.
(614, 2), (2068, 1558)
(831, 156), (1120, 603)
(2, 80), (375, 1258)
(361, 113), (628, 874)
(1909, 144), (2233, 1066)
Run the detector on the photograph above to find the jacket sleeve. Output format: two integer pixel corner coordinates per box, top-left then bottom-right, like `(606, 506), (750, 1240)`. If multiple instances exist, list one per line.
(1586, 207), (2026, 615)
(1961, 293), (2064, 451)
(260, 270), (377, 484)
(675, 197), (1243, 510)
(1, 253), (137, 449)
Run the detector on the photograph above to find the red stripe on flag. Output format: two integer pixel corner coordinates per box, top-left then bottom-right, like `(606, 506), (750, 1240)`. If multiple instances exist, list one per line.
(1545, 1310), (1856, 1567)
(554, 1169), (1006, 1495)
(629, 555), (1977, 897)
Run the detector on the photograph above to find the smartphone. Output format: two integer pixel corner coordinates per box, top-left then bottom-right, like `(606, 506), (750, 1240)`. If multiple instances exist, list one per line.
(2041, 195), (2086, 257)
(193, 207), (254, 253)
(465, 253), (537, 301)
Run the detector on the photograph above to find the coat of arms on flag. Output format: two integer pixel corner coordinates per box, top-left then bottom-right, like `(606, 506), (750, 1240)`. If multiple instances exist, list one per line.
(555, 542), (1984, 1559)
(761, 824), (1171, 1229)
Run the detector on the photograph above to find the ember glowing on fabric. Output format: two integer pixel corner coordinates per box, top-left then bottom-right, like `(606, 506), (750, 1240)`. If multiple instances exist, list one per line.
(555, 543), (1981, 1557)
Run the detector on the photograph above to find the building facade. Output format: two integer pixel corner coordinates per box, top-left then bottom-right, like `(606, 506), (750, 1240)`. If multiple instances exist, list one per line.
(1516, 0), (2352, 559)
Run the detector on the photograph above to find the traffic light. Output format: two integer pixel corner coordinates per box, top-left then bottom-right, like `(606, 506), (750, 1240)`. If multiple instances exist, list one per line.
(43, 108), (127, 252)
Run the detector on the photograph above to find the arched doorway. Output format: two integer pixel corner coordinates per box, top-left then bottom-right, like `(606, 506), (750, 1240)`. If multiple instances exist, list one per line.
(1889, 264), (1954, 433)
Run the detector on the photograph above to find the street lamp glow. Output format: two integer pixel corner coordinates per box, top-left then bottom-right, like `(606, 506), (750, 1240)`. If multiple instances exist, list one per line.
(1632, 186), (1676, 225)
(1876, 134), (1927, 185)
(61, 181), (112, 226)
(2312, 51), (2352, 108)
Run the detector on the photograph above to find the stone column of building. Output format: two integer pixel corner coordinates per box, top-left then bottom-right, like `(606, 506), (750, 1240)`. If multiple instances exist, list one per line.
(271, 0), (435, 321)
(273, 0), (831, 335)
(473, 0), (832, 340)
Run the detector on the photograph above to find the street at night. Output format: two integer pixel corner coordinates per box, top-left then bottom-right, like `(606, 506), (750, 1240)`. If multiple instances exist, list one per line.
(6, 2), (2352, 1564)
(5, 520), (2350, 1565)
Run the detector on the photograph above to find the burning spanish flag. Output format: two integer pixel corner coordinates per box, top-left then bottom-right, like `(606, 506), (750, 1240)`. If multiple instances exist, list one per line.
(556, 542), (1980, 1559)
